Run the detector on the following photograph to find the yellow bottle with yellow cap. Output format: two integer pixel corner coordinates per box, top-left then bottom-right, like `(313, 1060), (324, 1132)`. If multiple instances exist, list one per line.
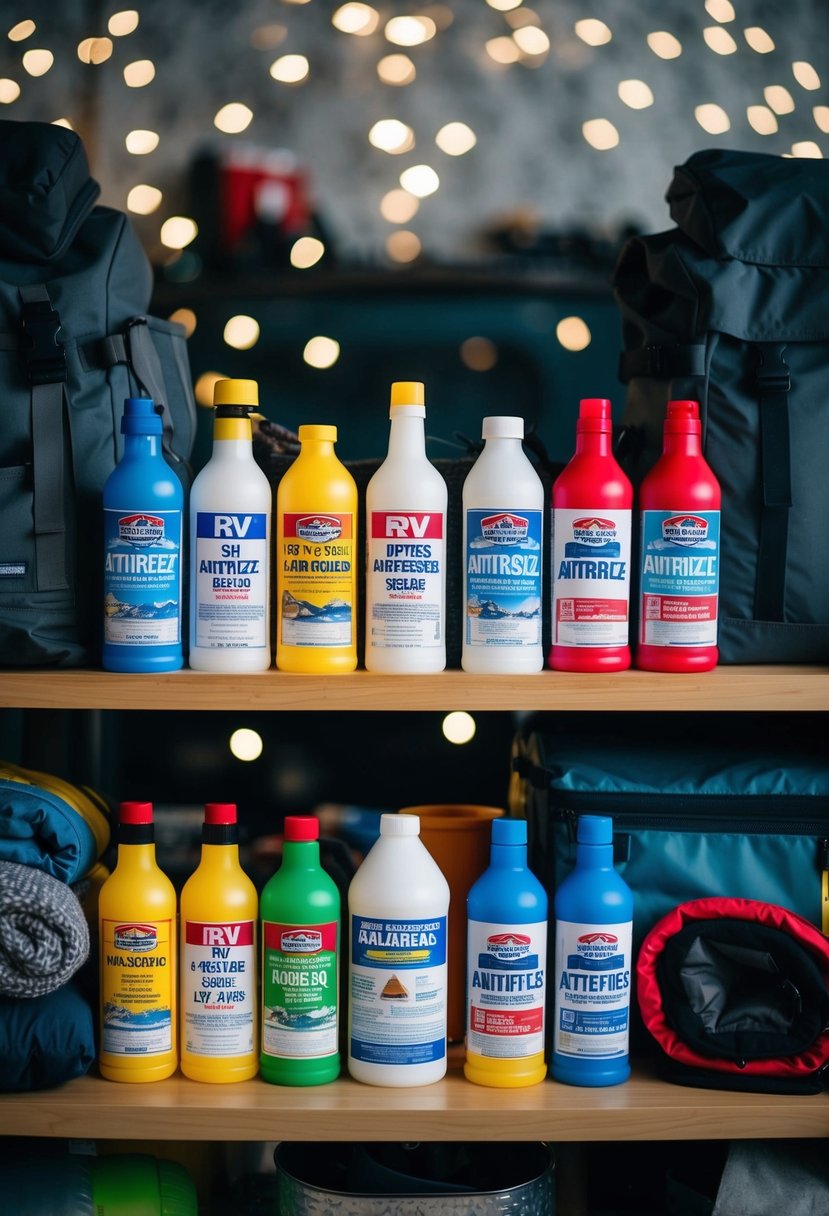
(276, 424), (358, 672)
(365, 382), (447, 673)
(189, 378), (272, 671)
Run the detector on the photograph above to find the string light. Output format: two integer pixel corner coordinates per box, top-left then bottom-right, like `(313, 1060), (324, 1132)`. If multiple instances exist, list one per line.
(556, 317), (591, 351)
(8, 21), (36, 41)
(442, 712), (476, 744)
(108, 11), (139, 36)
(460, 338), (498, 371)
(704, 0), (735, 20)
(513, 26), (550, 56)
(22, 49), (53, 76)
(380, 189), (419, 223)
(77, 38), (113, 64)
(168, 308), (197, 338)
(368, 119), (415, 154)
(486, 37), (520, 65)
(160, 216), (198, 249)
(0, 79), (21, 103)
(746, 105), (778, 135)
(574, 19), (612, 46)
(223, 315), (260, 349)
(384, 16), (436, 47)
(703, 27), (737, 55)
(332, 4), (379, 36)
(792, 62), (821, 91)
(764, 86), (795, 115)
(195, 372), (228, 407)
(486, 0), (523, 11)
(125, 129), (160, 154)
(269, 55), (309, 84)
(647, 31), (682, 59)
(695, 103), (731, 134)
(127, 184), (163, 214)
(123, 60), (155, 87)
(582, 118), (619, 151)
(618, 80), (654, 110)
(791, 141), (823, 158)
(814, 106), (829, 134)
(229, 728), (263, 762)
(214, 103), (254, 134)
(377, 53), (416, 85)
(52, 118), (73, 129)
(303, 336), (341, 369)
(505, 7), (540, 28)
(386, 230), (421, 262)
(435, 122), (476, 156)
(744, 27), (774, 53)
(399, 164), (439, 197)
(290, 237), (326, 268)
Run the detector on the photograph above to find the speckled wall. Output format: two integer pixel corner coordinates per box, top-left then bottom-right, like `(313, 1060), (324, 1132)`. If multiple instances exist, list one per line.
(1, 0), (827, 267)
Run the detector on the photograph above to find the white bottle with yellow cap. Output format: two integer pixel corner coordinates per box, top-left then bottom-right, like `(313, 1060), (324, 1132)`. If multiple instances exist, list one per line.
(365, 382), (448, 673)
(188, 378), (272, 671)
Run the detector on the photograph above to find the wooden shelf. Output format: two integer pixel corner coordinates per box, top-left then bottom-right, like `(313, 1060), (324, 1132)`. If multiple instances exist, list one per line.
(1, 665), (826, 712)
(0, 1057), (824, 1143)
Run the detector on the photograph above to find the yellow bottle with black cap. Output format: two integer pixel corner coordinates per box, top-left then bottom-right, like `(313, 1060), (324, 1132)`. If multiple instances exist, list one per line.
(276, 424), (357, 672)
(189, 378), (272, 671)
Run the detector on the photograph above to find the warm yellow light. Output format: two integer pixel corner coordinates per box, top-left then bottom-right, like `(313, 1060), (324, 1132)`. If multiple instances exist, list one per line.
(764, 86), (795, 115)
(704, 0), (735, 20)
(703, 26), (737, 55)
(214, 103), (254, 134)
(386, 230), (422, 263)
(556, 317), (592, 351)
(486, 0), (523, 10)
(168, 308), (197, 338)
(77, 36), (113, 64)
(22, 49), (53, 77)
(250, 24), (287, 50)
(384, 16), (436, 47)
(744, 27), (774, 53)
(513, 26), (549, 56)
(486, 36), (520, 65)
(229, 728), (263, 762)
(582, 118), (619, 151)
(442, 711), (476, 745)
(369, 119), (415, 154)
(290, 236), (325, 268)
(195, 372), (228, 407)
(332, 3), (379, 35)
(380, 189), (420, 223)
(574, 19), (612, 47)
(618, 79), (654, 110)
(460, 337), (498, 372)
(123, 59), (155, 87)
(647, 31), (682, 59)
(160, 216), (198, 250)
(423, 4), (454, 29)
(125, 129), (159, 155)
(127, 184), (163, 214)
(792, 62), (821, 91)
(399, 164), (439, 197)
(108, 10), (139, 36)
(746, 105), (778, 135)
(694, 104), (731, 135)
(377, 53), (416, 85)
(269, 54), (309, 84)
(814, 106), (829, 134)
(8, 21), (36, 41)
(435, 121), (476, 156)
(303, 336), (341, 369)
(223, 315), (260, 350)
(52, 118), (73, 129)
(791, 141), (823, 159)
(0, 79), (21, 103)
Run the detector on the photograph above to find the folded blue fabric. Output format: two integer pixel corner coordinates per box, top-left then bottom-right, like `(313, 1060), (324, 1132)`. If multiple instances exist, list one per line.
(0, 981), (95, 1092)
(0, 763), (110, 884)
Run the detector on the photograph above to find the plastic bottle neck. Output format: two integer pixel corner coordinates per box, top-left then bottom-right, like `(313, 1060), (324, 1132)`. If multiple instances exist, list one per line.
(574, 431), (612, 457)
(281, 839), (321, 870)
(662, 430), (702, 458)
(123, 432), (162, 459)
(387, 414), (426, 460)
(489, 843), (527, 871)
(116, 840), (159, 870)
(211, 416), (254, 460)
(576, 840), (614, 869)
(198, 841), (242, 869)
(299, 440), (334, 460)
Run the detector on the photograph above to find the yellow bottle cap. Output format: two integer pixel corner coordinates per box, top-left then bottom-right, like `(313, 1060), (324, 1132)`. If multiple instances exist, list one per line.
(213, 378), (259, 407)
(390, 381), (424, 407)
(299, 424), (337, 442)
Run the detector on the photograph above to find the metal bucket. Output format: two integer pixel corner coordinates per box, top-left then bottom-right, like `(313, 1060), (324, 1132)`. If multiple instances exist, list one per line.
(274, 1142), (554, 1215)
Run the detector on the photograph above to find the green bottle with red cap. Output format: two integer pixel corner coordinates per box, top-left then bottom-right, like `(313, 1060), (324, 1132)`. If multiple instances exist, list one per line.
(259, 816), (341, 1085)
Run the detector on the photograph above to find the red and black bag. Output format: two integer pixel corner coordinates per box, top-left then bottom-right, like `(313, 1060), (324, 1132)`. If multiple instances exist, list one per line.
(637, 897), (829, 1094)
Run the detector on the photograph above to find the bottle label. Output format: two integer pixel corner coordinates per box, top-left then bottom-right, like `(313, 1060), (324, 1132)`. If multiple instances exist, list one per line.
(194, 512), (268, 649)
(551, 507), (631, 647)
(103, 508), (182, 645)
(350, 914), (447, 1066)
(279, 512), (354, 647)
(553, 919), (632, 1059)
(101, 917), (173, 1056)
(464, 508), (542, 647)
(183, 919), (255, 1058)
(466, 919), (546, 1060)
(640, 510), (720, 647)
(367, 511), (444, 650)
(261, 920), (338, 1059)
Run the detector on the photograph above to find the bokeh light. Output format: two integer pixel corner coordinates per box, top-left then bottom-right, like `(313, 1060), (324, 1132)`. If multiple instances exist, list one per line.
(556, 317), (592, 352)
(303, 336), (341, 368)
(127, 184), (163, 214)
(223, 315), (260, 350)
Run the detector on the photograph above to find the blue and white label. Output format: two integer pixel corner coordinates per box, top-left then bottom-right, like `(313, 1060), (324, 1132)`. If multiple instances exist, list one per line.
(194, 511), (269, 649)
(554, 920), (632, 1059)
(104, 508), (181, 646)
(465, 508), (542, 647)
(349, 914), (447, 1066)
(639, 510), (720, 647)
(552, 508), (631, 647)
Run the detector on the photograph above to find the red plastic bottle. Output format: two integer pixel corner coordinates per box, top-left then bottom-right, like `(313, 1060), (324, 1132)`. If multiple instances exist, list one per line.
(636, 399), (721, 672)
(550, 398), (633, 672)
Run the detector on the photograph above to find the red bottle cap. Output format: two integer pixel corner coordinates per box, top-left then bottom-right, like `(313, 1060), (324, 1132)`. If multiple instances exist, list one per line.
(284, 816), (319, 842)
(665, 399), (701, 434)
(120, 801), (153, 824)
(576, 397), (612, 433)
(205, 803), (237, 825)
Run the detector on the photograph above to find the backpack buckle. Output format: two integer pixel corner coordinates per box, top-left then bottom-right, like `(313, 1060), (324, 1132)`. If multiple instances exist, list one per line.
(21, 299), (67, 385)
(755, 343), (791, 395)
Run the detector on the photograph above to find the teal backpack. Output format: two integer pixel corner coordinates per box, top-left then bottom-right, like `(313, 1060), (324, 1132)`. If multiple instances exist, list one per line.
(0, 120), (196, 666)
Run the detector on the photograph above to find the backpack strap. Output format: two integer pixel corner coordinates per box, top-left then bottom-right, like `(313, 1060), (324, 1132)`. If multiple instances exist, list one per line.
(754, 343), (792, 622)
(618, 343), (706, 383)
(19, 284), (68, 592)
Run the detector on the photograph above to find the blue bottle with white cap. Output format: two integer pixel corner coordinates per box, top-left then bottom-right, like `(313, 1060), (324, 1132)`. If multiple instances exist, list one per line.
(102, 396), (184, 672)
(552, 814), (633, 1087)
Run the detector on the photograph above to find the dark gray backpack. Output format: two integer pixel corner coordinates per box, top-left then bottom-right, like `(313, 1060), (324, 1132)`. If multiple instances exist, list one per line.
(0, 120), (196, 666)
(613, 148), (829, 664)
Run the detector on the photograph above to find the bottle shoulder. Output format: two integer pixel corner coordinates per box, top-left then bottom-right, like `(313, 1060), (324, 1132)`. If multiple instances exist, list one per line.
(462, 451), (544, 507)
(366, 459), (448, 506)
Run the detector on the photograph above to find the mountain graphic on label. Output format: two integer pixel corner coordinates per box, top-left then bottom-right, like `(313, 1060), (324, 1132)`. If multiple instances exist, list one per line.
(380, 975), (409, 1000)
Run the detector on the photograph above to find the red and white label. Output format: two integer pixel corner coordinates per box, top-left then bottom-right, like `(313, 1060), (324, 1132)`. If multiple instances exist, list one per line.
(551, 507), (631, 648)
(366, 508), (445, 652)
(182, 919), (256, 1059)
(466, 919), (546, 1061)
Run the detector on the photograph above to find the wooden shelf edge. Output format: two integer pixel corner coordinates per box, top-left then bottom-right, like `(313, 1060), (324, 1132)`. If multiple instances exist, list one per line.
(0, 1062), (825, 1142)
(1, 665), (827, 712)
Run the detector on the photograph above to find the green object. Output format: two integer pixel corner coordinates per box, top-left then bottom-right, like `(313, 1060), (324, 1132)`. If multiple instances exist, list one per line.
(91, 1154), (197, 1216)
(259, 816), (340, 1086)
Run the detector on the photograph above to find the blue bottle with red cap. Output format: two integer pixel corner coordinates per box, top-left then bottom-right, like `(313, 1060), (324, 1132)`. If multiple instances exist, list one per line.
(552, 814), (633, 1087)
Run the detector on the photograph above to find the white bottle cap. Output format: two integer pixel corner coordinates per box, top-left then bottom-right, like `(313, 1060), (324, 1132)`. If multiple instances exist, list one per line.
(380, 812), (420, 836)
(482, 416), (524, 440)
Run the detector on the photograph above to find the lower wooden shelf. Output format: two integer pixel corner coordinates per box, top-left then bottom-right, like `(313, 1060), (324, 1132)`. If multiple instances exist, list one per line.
(1, 1056), (825, 1143)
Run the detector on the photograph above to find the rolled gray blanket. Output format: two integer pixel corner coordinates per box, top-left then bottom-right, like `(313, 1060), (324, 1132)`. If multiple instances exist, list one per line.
(0, 861), (89, 998)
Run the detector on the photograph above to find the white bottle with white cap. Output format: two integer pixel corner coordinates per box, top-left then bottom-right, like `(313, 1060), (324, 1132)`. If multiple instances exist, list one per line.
(365, 381), (448, 673)
(461, 416), (544, 673)
(347, 813), (450, 1087)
